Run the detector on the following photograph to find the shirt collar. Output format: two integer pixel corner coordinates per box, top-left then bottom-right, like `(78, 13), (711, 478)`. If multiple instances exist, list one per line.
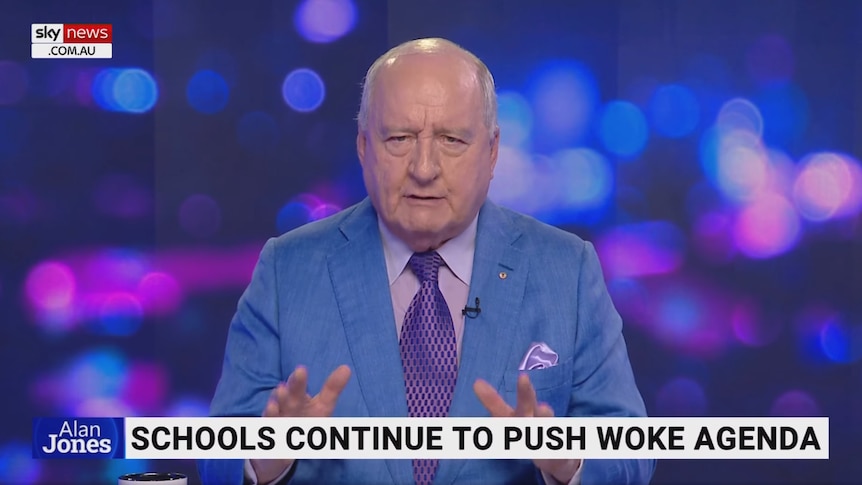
(378, 215), (477, 286)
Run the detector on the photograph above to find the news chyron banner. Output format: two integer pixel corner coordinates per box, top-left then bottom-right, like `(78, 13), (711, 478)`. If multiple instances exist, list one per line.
(31, 24), (113, 59)
(33, 417), (828, 460)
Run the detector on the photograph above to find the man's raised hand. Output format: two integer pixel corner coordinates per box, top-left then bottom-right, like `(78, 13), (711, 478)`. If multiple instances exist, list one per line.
(251, 365), (351, 483)
(474, 374), (581, 484)
(264, 365), (351, 419)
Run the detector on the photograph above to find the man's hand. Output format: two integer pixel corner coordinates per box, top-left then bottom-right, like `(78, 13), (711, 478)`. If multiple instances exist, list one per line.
(474, 375), (581, 484)
(251, 365), (351, 483)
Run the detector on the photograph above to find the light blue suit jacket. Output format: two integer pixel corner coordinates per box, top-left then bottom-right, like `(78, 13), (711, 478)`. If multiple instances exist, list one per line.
(199, 198), (654, 484)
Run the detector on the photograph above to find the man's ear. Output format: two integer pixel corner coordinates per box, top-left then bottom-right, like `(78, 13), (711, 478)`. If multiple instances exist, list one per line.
(356, 129), (367, 167)
(489, 126), (500, 177)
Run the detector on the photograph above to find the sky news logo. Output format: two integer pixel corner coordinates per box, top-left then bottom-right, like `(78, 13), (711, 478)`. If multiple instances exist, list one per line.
(31, 23), (113, 59)
(32, 418), (125, 458)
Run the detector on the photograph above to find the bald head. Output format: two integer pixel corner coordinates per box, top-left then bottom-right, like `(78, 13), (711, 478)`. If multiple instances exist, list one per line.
(357, 38), (498, 139)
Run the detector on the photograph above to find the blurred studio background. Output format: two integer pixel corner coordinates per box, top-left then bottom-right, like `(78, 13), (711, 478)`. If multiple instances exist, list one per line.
(1, 0), (860, 483)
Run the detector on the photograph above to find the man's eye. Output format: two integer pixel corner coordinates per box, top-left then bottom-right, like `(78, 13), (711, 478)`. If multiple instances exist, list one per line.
(388, 136), (409, 142)
(442, 136), (462, 144)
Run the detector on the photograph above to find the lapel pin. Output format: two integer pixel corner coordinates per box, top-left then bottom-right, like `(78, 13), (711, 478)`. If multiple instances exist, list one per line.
(499, 271), (507, 280)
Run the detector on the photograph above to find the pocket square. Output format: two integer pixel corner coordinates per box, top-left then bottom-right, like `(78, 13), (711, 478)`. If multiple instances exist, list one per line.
(519, 342), (559, 370)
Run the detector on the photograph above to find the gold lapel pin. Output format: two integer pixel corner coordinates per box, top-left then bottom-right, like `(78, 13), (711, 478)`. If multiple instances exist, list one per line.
(499, 271), (507, 280)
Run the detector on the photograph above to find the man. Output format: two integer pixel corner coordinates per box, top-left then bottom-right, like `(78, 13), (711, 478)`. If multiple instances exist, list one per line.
(199, 38), (654, 485)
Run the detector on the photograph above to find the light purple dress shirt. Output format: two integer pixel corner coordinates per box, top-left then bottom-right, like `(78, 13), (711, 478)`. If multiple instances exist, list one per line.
(379, 216), (475, 358)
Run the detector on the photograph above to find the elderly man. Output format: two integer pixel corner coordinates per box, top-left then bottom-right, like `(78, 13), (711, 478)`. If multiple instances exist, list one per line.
(199, 38), (654, 485)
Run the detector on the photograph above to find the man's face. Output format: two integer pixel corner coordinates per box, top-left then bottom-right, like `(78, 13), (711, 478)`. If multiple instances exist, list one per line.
(357, 51), (499, 252)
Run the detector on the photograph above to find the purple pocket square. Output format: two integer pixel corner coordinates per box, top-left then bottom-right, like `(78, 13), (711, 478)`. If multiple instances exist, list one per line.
(518, 342), (559, 370)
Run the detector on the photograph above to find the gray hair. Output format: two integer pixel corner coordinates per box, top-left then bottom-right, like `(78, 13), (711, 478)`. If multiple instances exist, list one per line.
(356, 38), (498, 139)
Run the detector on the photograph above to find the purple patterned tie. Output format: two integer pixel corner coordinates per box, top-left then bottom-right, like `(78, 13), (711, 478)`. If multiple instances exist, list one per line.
(400, 251), (457, 485)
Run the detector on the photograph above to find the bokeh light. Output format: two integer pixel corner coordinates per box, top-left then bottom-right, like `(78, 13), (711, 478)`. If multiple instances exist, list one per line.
(75, 397), (135, 417)
(642, 277), (734, 357)
(31, 348), (130, 414)
(276, 201), (313, 234)
(648, 84), (700, 138)
(770, 390), (821, 417)
(309, 203), (342, 221)
(178, 194), (222, 239)
(819, 319), (862, 364)
(792, 152), (862, 221)
(25, 261), (76, 313)
(715, 98), (763, 137)
(150, 244), (261, 295)
(137, 272), (182, 316)
(112, 69), (159, 113)
(490, 147), (613, 221)
(497, 90), (533, 148)
(552, 148), (613, 211)
(282, 68), (326, 112)
(488, 146), (539, 212)
(529, 60), (599, 150)
(731, 299), (782, 347)
(732, 193), (801, 259)
(795, 306), (843, 364)
(654, 377), (708, 416)
(81, 249), (148, 294)
(166, 396), (211, 417)
(595, 221), (686, 278)
(606, 277), (649, 325)
(598, 100), (648, 158)
(92, 68), (123, 111)
(755, 83), (808, 146)
(96, 292), (144, 336)
(0, 61), (28, 105)
(714, 130), (770, 203)
(657, 291), (700, 340)
(294, 0), (357, 43)
(120, 362), (169, 413)
(91, 68), (158, 113)
(187, 70), (230, 114)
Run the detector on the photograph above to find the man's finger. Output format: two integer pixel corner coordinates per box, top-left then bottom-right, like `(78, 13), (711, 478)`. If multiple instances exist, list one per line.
(263, 392), (281, 417)
(286, 366), (308, 398)
(473, 379), (514, 417)
(315, 365), (352, 412)
(535, 401), (554, 418)
(514, 374), (537, 417)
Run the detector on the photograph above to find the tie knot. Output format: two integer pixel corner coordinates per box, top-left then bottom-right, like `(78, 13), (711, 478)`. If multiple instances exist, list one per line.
(408, 251), (444, 283)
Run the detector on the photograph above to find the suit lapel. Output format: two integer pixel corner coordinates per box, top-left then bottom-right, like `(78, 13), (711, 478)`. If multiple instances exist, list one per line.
(435, 201), (528, 485)
(327, 199), (413, 485)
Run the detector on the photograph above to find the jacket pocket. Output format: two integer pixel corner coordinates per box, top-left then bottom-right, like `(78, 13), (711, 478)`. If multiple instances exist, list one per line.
(502, 358), (573, 414)
(503, 357), (573, 391)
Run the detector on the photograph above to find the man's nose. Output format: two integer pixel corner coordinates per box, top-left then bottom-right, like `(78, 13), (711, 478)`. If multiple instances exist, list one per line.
(408, 136), (440, 182)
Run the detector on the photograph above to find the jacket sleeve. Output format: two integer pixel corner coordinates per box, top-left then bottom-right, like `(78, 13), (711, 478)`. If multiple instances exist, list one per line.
(567, 241), (656, 485)
(198, 239), (284, 485)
